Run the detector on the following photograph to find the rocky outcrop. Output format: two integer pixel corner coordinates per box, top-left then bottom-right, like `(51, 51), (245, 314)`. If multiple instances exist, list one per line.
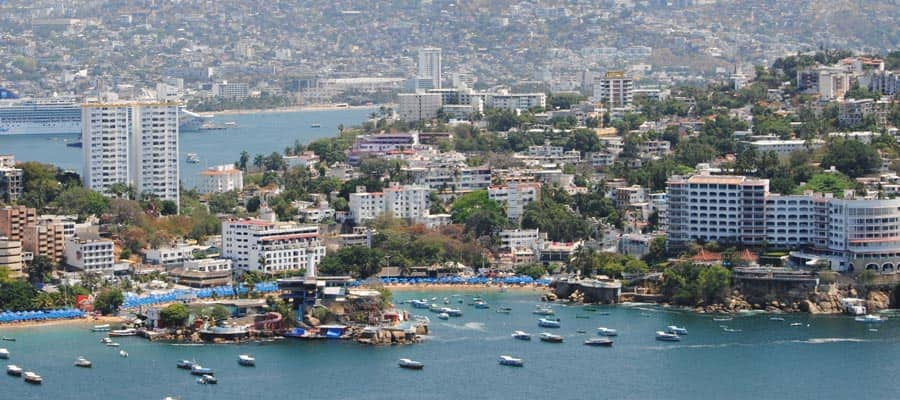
(866, 290), (890, 311)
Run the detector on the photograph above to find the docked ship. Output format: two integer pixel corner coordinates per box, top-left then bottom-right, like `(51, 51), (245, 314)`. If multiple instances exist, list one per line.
(0, 96), (81, 135)
(179, 107), (213, 131)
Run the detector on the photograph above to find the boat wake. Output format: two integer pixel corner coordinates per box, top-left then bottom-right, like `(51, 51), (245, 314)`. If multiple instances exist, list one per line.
(440, 322), (487, 332)
(797, 338), (867, 344)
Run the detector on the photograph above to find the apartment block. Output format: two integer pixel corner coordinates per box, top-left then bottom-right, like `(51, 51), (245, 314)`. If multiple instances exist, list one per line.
(64, 237), (116, 274)
(198, 164), (243, 194)
(0, 205), (37, 241)
(0, 155), (23, 203)
(0, 237), (24, 277)
(348, 184), (432, 224)
(489, 182), (541, 222)
(221, 219), (325, 275)
(21, 220), (66, 264)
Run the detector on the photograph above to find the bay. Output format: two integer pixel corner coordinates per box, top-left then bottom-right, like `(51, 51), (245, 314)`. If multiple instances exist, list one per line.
(0, 289), (898, 399)
(0, 107), (375, 188)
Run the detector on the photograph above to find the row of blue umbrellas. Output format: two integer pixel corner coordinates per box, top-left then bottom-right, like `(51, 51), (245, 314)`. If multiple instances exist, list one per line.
(0, 309), (85, 323)
(122, 282), (281, 308)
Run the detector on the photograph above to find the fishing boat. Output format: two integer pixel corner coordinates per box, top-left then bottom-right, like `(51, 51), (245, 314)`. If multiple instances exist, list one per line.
(177, 360), (197, 369)
(584, 338), (614, 347)
(499, 355), (524, 367)
(23, 371), (42, 384)
(0, 348), (8, 359)
(109, 328), (137, 337)
(91, 324), (111, 332)
(596, 327), (618, 337)
(538, 318), (561, 328)
(437, 312), (450, 320)
(398, 358), (424, 370)
(191, 365), (214, 376)
(512, 331), (532, 341)
(74, 356), (92, 368)
(539, 333), (564, 343)
(666, 325), (688, 335)
(655, 331), (681, 342)
(855, 314), (886, 323)
(6, 365), (22, 376)
(238, 354), (255, 366)
(119, 350), (128, 358)
(197, 374), (218, 384)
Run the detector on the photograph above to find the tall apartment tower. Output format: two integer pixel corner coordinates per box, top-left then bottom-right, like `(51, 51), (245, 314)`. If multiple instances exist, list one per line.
(417, 47), (442, 90)
(82, 102), (180, 206)
(593, 71), (634, 108)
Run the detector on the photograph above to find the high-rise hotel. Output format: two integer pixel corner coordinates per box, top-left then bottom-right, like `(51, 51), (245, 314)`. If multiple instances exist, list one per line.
(81, 102), (179, 206)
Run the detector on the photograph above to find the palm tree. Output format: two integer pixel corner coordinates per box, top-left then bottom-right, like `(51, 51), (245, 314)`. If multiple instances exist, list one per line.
(253, 154), (265, 171)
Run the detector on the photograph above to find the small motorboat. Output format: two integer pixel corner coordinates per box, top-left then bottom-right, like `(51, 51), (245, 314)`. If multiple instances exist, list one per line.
(576, 330), (587, 334)
(398, 358), (424, 370)
(723, 328), (743, 333)
(437, 312), (450, 320)
(91, 324), (111, 332)
(512, 331), (532, 341)
(790, 322), (803, 327)
(596, 327), (618, 337)
(177, 360), (197, 369)
(656, 331), (681, 342)
(105, 342), (120, 347)
(712, 317), (733, 322)
(538, 318), (561, 328)
(119, 350), (128, 358)
(498, 355), (524, 367)
(474, 301), (490, 309)
(575, 315), (590, 319)
(445, 308), (463, 317)
(224, 121), (237, 127)
(197, 374), (218, 384)
(100, 337), (112, 344)
(0, 348), (8, 359)
(533, 306), (555, 316)
(667, 325), (688, 335)
(23, 371), (42, 384)
(238, 354), (255, 366)
(496, 307), (512, 314)
(6, 365), (22, 376)
(770, 316), (785, 321)
(855, 314), (886, 323)
(584, 338), (614, 347)
(191, 365), (214, 375)
(109, 328), (137, 337)
(74, 356), (92, 368)
(539, 333), (564, 343)
(1, 337), (14, 341)
(309, 123), (321, 128)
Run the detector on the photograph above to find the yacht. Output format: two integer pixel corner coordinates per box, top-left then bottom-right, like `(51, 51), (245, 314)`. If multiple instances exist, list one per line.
(109, 328), (137, 337)
(398, 358), (424, 370)
(23, 371), (42, 384)
(177, 360), (197, 369)
(596, 327), (618, 337)
(6, 365), (22, 376)
(584, 338), (614, 347)
(238, 354), (256, 366)
(498, 355), (524, 367)
(512, 331), (532, 341)
(666, 326), (688, 335)
(74, 357), (92, 368)
(0, 348), (8, 359)
(538, 318), (561, 328)
(191, 365), (215, 375)
(855, 314), (886, 323)
(197, 374), (218, 384)
(91, 324), (111, 332)
(656, 331), (681, 342)
(539, 333), (564, 343)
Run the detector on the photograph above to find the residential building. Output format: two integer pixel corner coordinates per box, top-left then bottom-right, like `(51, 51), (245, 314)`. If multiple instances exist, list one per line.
(0, 205), (37, 241)
(82, 102), (180, 205)
(489, 182), (541, 222)
(221, 219), (326, 275)
(21, 219), (66, 264)
(398, 93), (442, 121)
(348, 184), (432, 224)
(284, 152), (320, 169)
(417, 47), (442, 90)
(487, 91), (547, 111)
(593, 71), (634, 108)
(198, 164), (243, 194)
(0, 155), (23, 203)
(615, 185), (647, 207)
(868, 70), (900, 96)
(747, 139), (824, 157)
(499, 229), (545, 253)
(144, 243), (195, 266)
(618, 233), (655, 257)
(169, 258), (233, 287)
(64, 237), (116, 274)
(406, 165), (492, 194)
(837, 99), (889, 127)
(0, 237), (24, 277)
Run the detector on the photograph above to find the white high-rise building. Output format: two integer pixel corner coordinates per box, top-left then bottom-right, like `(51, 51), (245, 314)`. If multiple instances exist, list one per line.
(593, 71), (634, 108)
(221, 219), (326, 275)
(348, 183), (432, 224)
(418, 47), (442, 90)
(489, 182), (541, 222)
(82, 102), (180, 206)
(398, 93), (442, 121)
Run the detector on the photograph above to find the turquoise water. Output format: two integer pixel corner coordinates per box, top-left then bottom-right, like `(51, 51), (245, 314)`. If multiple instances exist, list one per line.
(0, 108), (374, 188)
(1, 290), (898, 399)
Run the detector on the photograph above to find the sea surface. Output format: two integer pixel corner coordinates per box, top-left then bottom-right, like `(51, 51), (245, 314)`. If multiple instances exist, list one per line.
(1, 289), (899, 400)
(0, 107), (374, 188)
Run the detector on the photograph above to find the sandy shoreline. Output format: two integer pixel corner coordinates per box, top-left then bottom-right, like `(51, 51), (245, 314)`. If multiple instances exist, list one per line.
(383, 284), (548, 294)
(0, 315), (127, 330)
(211, 103), (384, 116)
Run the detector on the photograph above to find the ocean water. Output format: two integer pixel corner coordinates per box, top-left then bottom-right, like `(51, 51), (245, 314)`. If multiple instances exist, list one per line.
(0, 107), (375, 188)
(1, 290), (898, 400)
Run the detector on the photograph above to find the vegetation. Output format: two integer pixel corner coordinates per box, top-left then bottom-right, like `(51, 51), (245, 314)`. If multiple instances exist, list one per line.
(662, 263), (731, 305)
(160, 303), (190, 327)
(318, 246), (386, 279)
(93, 289), (124, 315)
(820, 139), (881, 178)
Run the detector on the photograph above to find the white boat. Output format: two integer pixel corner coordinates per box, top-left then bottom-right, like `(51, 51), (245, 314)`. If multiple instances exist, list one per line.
(0, 348), (8, 359)
(23, 371), (42, 384)
(100, 337), (112, 344)
(185, 153), (200, 163)
(197, 374), (218, 384)
(91, 324), (111, 332)
(6, 365), (22, 376)
(584, 338), (614, 347)
(533, 306), (555, 316)
(310, 122), (321, 128)
(191, 365), (214, 375)
(119, 350), (128, 358)
(656, 331), (681, 342)
(790, 322), (803, 327)
(437, 312), (450, 320)
(177, 359), (197, 369)
(855, 314), (886, 323)
(105, 342), (120, 347)
(666, 325), (688, 335)
(224, 121), (237, 127)
(74, 356), (92, 368)
(444, 308), (463, 317)
(712, 317), (733, 322)
(0, 97), (81, 135)
(596, 327), (618, 337)
(398, 358), (424, 370)
(512, 331), (532, 341)
(109, 328), (137, 337)
(498, 355), (524, 367)
(238, 354), (255, 366)
(539, 333), (564, 343)
(538, 318), (561, 328)
(723, 328), (743, 333)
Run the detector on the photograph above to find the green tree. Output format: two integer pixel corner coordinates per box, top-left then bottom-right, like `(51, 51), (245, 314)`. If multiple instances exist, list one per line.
(160, 303), (189, 327)
(318, 246), (386, 279)
(821, 139), (881, 178)
(207, 191), (239, 214)
(515, 263), (547, 279)
(449, 191), (508, 237)
(27, 255), (55, 284)
(54, 187), (109, 221)
(93, 289), (124, 315)
(0, 280), (38, 311)
(238, 150), (250, 171)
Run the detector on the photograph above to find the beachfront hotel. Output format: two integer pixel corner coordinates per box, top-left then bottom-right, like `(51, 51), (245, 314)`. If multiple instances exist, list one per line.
(221, 218), (326, 275)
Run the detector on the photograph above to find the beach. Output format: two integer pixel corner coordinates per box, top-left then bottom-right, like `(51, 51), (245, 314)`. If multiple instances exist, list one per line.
(0, 315), (126, 330)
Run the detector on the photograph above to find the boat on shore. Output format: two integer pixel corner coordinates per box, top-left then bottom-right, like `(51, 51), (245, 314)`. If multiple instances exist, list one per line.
(512, 331), (532, 341)
(539, 333), (564, 343)
(177, 360), (197, 369)
(584, 338), (614, 347)
(6, 365), (22, 376)
(666, 326), (688, 335)
(398, 358), (424, 370)
(238, 354), (255, 366)
(656, 331), (681, 342)
(498, 355), (524, 367)
(74, 356), (92, 368)
(109, 328), (137, 337)
(91, 324), (111, 332)
(538, 318), (560, 328)
(596, 327), (618, 337)
(23, 371), (42, 384)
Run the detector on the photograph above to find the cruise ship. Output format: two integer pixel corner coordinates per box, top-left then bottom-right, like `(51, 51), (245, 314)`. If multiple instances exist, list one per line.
(0, 97), (81, 135)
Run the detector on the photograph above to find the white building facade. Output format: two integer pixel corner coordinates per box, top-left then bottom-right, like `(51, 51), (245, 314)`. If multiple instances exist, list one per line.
(199, 165), (244, 194)
(64, 237), (115, 274)
(222, 219), (326, 275)
(489, 182), (541, 222)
